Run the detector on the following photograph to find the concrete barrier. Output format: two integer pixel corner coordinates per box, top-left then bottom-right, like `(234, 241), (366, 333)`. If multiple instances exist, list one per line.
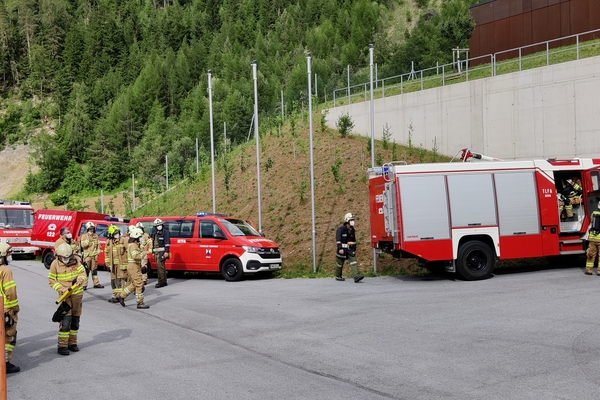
(326, 55), (600, 160)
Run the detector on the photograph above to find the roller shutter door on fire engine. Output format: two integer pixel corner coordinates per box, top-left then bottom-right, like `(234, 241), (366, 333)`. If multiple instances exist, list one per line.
(493, 171), (539, 236)
(399, 175), (450, 241)
(447, 173), (497, 228)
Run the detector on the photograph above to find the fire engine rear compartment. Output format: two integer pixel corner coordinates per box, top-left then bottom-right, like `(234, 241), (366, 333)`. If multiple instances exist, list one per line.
(370, 160), (596, 280)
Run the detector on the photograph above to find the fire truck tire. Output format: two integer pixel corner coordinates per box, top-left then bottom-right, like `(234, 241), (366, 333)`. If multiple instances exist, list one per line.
(221, 258), (244, 282)
(456, 240), (495, 281)
(43, 251), (55, 270)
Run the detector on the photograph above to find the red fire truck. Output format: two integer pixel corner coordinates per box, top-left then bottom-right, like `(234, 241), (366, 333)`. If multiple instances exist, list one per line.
(30, 210), (129, 269)
(368, 150), (600, 280)
(0, 200), (37, 258)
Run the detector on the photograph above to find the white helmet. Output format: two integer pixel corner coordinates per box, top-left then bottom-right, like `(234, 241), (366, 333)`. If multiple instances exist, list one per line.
(85, 221), (95, 230)
(55, 243), (74, 257)
(344, 213), (355, 223)
(127, 225), (135, 234)
(130, 227), (144, 239)
(154, 218), (163, 226)
(0, 242), (11, 257)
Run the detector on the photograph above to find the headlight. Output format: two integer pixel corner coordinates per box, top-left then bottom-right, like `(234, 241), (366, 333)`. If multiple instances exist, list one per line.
(242, 246), (261, 253)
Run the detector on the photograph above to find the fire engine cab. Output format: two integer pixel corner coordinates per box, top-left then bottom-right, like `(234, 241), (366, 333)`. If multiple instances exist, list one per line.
(368, 150), (600, 280)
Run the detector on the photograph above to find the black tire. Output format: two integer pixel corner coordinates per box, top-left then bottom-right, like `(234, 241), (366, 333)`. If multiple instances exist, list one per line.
(456, 240), (495, 280)
(221, 258), (244, 282)
(43, 251), (55, 270)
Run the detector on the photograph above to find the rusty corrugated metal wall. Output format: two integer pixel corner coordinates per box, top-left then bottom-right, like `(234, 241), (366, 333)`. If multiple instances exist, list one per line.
(469, 0), (600, 64)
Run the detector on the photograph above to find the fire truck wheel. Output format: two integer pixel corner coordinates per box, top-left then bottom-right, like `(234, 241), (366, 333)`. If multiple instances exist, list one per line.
(221, 258), (244, 282)
(456, 240), (495, 281)
(43, 252), (55, 270)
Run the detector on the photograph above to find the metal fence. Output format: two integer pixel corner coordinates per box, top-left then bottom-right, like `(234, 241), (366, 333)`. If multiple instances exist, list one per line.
(332, 28), (600, 107)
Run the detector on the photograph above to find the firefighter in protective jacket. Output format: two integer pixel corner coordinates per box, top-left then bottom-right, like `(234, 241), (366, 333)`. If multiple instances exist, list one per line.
(335, 213), (364, 283)
(49, 243), (88, 355)
(137, 222), (151, 285)
(1, 243), (20, 373)
(585, 204), (600, 275)
(152, 218), (171, 288)
(105, 225), (128, 303)
(80, 222), (104, 289)
(116, 227), (149, 309)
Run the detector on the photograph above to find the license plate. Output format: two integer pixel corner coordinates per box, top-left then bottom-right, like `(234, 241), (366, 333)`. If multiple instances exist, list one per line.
(270, 264), (281, 269)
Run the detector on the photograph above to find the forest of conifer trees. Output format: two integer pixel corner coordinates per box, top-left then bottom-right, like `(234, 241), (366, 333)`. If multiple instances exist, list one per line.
(0, 0), (475, 197)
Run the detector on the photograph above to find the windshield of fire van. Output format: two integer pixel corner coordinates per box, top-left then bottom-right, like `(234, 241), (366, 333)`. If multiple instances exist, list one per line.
(220, 219), (260, 237)
(0, 209), (34, 229)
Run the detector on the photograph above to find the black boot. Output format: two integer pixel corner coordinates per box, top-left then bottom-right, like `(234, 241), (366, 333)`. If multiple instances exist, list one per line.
(137, 303), (150, 309)
(335, 276), (345, 281)
(116, 295), (126, 307)
(354, 275), (364, 283)
(5, 361), (20, 373)
(57, 347), (70, 356)
(68, 344), (80, 352)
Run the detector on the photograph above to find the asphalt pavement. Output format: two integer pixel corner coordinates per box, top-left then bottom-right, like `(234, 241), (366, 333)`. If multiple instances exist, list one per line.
(5, 259), (600, 400)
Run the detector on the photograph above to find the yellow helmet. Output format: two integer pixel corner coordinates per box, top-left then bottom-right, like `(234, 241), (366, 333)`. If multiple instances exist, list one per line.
(0, 242), (11, 257)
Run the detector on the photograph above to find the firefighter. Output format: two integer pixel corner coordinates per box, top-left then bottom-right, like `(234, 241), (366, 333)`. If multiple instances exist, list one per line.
(136, 222), (151, 285)
(585, 204), (600, 275)
(80, 222), (104, 289)
(152, 218), (171, 288)
(335, 213), (364, 283)
(1, 243), (20, 373)
(105, 225), (128, 303)
(116, 227), (149, 309)
(49, 243), (87, 355)
(54, 227), (82, 266)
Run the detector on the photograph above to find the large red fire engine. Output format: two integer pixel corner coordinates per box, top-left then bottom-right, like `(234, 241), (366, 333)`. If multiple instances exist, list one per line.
(368, 149), (600, 280)
(0, 200), (37, 258)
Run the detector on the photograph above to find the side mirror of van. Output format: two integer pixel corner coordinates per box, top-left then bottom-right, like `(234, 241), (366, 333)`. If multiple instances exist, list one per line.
(213, 231), (226, 240)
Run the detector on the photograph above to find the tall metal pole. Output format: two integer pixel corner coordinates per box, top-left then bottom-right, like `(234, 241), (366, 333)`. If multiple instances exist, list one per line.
(307, 53), (317, 274)
(369, 44), (378, 274)
(101, 189), (104, 214)
(224, 121), (227, 156)
(195, 137), (199, 174)
(281, 90), (284, 122)
(165, 155), (169, 191)
(208, 70), (216, 214)
(252, 61), (263, 234)
(132, 174), (135, 211)
(347, 64), (350, 104)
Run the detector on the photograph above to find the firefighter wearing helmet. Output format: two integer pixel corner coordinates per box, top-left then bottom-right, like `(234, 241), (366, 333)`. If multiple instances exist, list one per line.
(48, 242), (88, 355)
(0, 243), (20, 373)
(54, 227), (82, 267)
(335, 213), (364, 283)
(79, 222), (104, 289)
(136, 222), (152, 285)
(585, 203), (600, 275)
(152, 218), (171, 288)
(105, 225), (129, 303)
(116, 227), (149, 309)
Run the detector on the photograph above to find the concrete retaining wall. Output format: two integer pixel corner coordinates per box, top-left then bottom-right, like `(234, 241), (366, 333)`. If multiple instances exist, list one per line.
(326, 55), (600, 160)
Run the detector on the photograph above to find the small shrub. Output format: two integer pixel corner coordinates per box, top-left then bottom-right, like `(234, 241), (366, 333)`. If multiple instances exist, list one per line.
(382, 123), (391, 150)
(336, 113), (354, 138)
(49, 190), (69, 206)
(320, 110), (329, 132)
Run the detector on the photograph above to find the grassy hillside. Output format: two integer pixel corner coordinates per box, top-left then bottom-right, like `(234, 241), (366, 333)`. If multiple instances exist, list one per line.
(129, 107), (447, 278)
